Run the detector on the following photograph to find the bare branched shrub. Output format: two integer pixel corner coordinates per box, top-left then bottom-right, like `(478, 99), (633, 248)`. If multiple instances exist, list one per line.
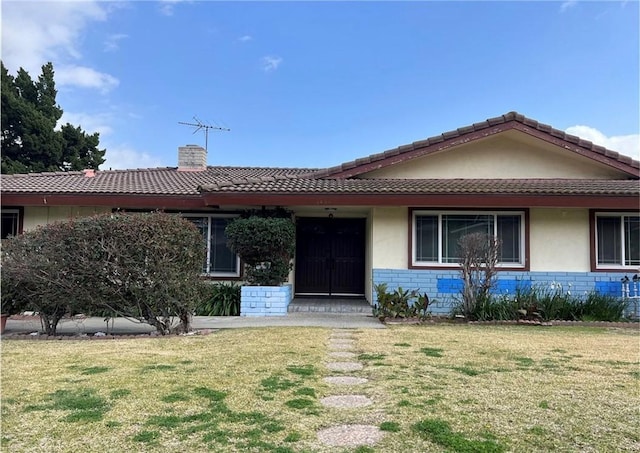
(458, 232), (501, 319)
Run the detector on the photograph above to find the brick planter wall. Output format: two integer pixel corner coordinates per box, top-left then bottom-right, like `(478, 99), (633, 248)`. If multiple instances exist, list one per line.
(240, 284), (293, 317)
(372, 269), (638, 316)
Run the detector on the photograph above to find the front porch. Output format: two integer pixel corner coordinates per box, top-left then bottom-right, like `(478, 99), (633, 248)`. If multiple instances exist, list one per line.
(288, 297), (372, 314)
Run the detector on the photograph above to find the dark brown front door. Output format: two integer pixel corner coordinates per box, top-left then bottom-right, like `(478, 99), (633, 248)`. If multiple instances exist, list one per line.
(295, 218), (365, 296)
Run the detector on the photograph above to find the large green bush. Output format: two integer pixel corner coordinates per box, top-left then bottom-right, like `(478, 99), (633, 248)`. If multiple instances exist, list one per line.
(1, 212), (206, 335)
(225, 215), (295, 286)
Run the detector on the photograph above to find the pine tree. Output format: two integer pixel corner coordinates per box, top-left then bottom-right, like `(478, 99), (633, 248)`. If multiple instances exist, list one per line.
(1, 61), (106, 174)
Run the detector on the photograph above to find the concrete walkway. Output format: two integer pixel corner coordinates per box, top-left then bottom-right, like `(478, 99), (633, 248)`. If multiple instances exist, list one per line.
(3, 312), (385, 336)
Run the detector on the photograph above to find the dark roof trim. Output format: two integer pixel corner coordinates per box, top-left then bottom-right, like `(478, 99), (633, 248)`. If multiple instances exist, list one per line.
(312, 112), (639, 179)
(5, 192), (636, 210)
(2, 194), (207, 209)
(201, 193), (638, 209)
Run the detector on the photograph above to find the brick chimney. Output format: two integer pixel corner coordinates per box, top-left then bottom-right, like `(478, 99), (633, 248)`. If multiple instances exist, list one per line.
(178, 145), (207, 171)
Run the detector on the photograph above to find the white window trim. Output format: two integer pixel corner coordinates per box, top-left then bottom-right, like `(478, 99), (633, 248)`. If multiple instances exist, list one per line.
(594, 212), (639, 270)
(412, 210), (526, 268)
(181, 214), (240, 277)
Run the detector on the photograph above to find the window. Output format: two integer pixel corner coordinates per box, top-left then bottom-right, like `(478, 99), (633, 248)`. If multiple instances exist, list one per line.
(595, 213), (639, 268)
(183, 215), (240, 277)
(1, 209), (20, 239)
(413, 211), (525, 267)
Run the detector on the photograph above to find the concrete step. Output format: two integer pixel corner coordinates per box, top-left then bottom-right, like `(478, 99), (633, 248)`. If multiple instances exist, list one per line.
(288, 298), (372, 314)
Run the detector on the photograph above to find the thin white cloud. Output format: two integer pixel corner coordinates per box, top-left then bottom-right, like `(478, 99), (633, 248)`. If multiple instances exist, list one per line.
(565, 125), (640, 161)
(101, 144), (164, 171)
(261, 56), (283, 72)
(104, 33), (128, 52)
(57, 111), (114, 138)
(560, 1), (578, 13)
(1, 1), (107, 75)
(157, 0), (190, 17)
(238, 35), (252, 42)
(56, 65), (119, 94)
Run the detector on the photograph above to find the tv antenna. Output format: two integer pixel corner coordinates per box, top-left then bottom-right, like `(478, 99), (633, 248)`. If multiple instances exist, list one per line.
(178, 116), (230, 152)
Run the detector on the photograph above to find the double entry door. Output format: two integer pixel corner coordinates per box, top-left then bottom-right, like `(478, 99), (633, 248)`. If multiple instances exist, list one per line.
(295, 217), (365, 296)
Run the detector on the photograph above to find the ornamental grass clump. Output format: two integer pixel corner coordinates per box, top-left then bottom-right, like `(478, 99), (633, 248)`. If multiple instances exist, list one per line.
(195, 282), (241, 316)
(454, 283), (630, 322)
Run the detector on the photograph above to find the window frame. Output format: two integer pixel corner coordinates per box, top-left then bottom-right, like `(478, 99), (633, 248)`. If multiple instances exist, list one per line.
(591, 210), (640, 271)
(409, 208), (529, 270)
(1, 207), (23, 239)
(181, 213), (241, 278)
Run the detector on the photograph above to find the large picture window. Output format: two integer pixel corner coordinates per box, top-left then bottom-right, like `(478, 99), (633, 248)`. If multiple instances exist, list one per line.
(183, 215), (240, 277)
(595, 213), (639, 268)
(413, 210), (525, 267)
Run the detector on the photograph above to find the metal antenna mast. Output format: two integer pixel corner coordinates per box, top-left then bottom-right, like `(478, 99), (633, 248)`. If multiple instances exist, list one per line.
(178, 116), (230, 152)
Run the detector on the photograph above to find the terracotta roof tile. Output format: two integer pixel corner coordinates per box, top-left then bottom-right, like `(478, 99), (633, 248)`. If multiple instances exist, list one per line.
(1, 166), (317, 195)
(2, 112), (638, 201)
(198, 178), (639, 196)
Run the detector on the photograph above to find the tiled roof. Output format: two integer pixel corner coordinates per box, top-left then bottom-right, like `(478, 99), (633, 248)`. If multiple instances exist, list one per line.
(1, 112), (638, 200)
(1, 166), (317, 195)
(310, 111), (640, 178)
(199, 178), (639, 196)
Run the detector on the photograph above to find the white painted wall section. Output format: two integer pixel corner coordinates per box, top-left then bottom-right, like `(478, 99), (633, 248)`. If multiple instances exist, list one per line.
(22, 206), (111, 232)
(371, 207), (407, 269)
(529, 208), (590, 272)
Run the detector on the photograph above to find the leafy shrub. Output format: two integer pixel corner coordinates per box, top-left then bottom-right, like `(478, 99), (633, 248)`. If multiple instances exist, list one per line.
(195, 282), (241, 316)
(225, 215), (295, 286)
(373, 283), (431, 319)
(1, 212), (206, 335)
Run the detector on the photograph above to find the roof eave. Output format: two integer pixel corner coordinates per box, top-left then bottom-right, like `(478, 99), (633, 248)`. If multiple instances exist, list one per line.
(314, 115), (640, 179)
(1, 193), (207, 209)
(201, 192), (639, 209)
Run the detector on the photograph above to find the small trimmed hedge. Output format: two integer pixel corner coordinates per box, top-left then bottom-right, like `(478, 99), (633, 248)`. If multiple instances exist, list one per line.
(225, 215), (295, 286)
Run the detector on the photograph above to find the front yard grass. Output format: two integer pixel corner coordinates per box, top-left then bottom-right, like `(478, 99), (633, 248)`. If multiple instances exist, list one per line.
(1, 325), (638, 452)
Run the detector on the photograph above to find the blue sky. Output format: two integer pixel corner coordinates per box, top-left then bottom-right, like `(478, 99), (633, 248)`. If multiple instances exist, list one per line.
(2, 0), (638, 170)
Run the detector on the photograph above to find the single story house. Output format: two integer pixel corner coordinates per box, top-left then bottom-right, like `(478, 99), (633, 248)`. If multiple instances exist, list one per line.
(2, 112), (639, 315)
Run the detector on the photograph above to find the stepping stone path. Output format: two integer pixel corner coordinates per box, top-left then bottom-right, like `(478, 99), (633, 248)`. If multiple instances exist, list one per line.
(317, 328), (385, 448)
(327, 351), (356, 359)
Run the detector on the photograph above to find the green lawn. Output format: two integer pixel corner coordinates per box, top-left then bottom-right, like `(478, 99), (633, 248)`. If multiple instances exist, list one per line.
(1, 325), (638, 452)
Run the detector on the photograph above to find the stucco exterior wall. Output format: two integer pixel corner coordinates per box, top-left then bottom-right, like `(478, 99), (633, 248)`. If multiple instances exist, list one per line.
(363, 132), (624, 180)
(370, 207), (408, 269)
(367, 206), (592, 273)
(529, 208), (591, 272)
(22, 206), (111, 232)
